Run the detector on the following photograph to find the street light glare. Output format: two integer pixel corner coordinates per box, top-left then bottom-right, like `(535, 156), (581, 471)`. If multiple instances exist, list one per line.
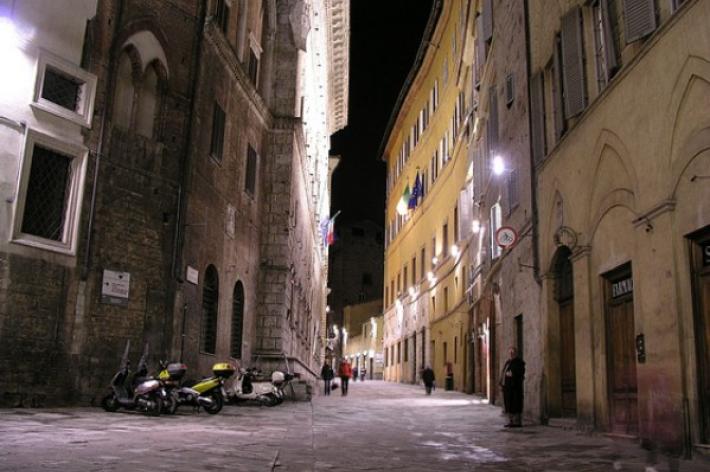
(492, 155), (505, 175)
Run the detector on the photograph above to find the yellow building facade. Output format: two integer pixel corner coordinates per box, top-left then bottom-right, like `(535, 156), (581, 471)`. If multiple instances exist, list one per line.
(382, 0), (476, 392)
(529, 0), (710, 454)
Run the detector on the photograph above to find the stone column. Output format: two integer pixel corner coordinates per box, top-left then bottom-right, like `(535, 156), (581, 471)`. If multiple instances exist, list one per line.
(570, 245), (595, 428)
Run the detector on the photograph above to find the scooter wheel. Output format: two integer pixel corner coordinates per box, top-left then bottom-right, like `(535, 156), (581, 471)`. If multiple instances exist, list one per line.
(262, 394), (278, 407)
(147, 396), (162, 417)
(101, 394), (119, 412)
(203, 391), (223, 414)
(163, 395), (178, 415)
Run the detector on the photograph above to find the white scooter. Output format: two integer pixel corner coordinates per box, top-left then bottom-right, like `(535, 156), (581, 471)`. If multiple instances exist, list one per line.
(228, 367), (281, 406)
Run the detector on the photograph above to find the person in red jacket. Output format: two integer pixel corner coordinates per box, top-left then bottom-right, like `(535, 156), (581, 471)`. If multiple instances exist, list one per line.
(337, 359), (352, 396)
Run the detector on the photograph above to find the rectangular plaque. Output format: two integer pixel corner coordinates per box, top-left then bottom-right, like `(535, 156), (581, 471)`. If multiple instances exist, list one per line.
(101, 270), (130, 306)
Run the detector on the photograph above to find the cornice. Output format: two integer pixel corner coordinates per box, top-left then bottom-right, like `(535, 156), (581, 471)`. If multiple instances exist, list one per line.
(326, 0), (349, 133)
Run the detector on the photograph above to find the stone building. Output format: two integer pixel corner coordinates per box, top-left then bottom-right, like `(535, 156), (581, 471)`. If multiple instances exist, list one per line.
(528, 0), (709, 455)
(326, 218), (384, 335)
(381, 0), (476, 391)
(0, 0), (348, 405)
(341, 299), (384, 380)
(466, 0), (542, 418)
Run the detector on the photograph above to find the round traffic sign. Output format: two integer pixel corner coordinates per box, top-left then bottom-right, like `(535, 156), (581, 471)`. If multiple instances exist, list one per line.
(495, 226), (518, 248)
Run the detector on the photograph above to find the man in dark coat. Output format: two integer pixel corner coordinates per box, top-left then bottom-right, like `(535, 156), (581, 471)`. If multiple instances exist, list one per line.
(320, 361), (334, 396)
(501, 347), (525, 427)
(422, 366), (435, 395)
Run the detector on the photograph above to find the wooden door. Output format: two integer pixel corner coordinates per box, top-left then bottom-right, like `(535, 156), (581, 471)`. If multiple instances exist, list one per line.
(692, 236), (710, 443)
(559, 300), (577, 416)
(412, 333), (417, 382)
(606, 285), (638, 435)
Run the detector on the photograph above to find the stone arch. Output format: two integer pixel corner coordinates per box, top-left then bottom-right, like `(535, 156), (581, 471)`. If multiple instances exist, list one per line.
(667, 56), (710, 197)
(120, 29), (170, 80)
(111, 45), (142, 129)
(585, 129), (638, 240)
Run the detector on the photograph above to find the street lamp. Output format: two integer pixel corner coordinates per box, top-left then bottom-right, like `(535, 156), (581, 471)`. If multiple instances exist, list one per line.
(492, 155), (505, 176)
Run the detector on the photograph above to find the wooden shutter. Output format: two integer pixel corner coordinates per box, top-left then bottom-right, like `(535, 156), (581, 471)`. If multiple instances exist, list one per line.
(553, 36), (566, 141)
(474, 15), (484, 88)
(487, 85), (498, 155)
(482, 0), (493, 43)
(623, 0), (656, 43)
(601, 0), (619, 78)
(530, 71), (546, 163)
(561, 7), (586, 118)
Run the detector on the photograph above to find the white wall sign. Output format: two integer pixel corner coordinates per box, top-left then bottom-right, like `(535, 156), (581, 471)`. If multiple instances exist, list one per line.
(186, 266), (199, 285)
(101, 270), (130, 306)
(495, 226), (518, 248)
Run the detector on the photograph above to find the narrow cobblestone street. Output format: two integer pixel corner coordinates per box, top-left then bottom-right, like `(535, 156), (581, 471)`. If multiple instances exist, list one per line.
(0, 381), (707, 471)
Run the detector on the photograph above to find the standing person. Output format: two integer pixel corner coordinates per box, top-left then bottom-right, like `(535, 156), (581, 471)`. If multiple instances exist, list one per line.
(500, 347), (525, 427)
(321, 361), (334, 396)
(422, 366), (435, 395)
(338, 359), (352, 396)
(352, 365), (359, 382)
(360, 365), (367, 381)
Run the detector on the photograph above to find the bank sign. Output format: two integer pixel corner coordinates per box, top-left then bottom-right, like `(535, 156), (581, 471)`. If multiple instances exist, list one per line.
(611, 277), (633, 299)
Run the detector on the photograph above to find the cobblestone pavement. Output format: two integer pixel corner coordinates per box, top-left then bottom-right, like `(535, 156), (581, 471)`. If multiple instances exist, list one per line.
(0, 380), (708, 471)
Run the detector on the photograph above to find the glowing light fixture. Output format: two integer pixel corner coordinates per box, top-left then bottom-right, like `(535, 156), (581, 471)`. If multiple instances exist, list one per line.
(472, 219), (481, 234)
(408, 286), (416, 297)
(432, 256), (438, 265)
(451, 244), (460, 258)
(492, 155), (505, 176)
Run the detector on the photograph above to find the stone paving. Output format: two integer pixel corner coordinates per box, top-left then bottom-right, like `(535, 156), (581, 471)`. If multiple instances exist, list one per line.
(0, 380), (708, 471)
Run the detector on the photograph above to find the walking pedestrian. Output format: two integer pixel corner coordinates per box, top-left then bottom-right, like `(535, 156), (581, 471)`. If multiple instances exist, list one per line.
(321, 361), (334, 396)
(500, 346), (525, 427)
(422, 366), (435, 395)
(360, 366), (367, 381)
(352, 365), (358, 382)
(338, 359), (352, 396)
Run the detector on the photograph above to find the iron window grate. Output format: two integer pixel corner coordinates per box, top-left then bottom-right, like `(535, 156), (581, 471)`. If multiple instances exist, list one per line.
(42, 67), (82, 112)
(21, 145), (72, 241)
(201, 267), (219, 354)
(230, 282), (244, 359)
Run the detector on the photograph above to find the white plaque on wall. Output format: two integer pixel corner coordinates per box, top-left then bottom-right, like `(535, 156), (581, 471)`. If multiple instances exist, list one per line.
(101, 270), (130, 306)
(186, 266), (199, 285)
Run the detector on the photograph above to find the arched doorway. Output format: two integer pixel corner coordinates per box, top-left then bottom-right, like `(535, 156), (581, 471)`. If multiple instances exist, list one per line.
(553, 246), (576, 417)
(231, 281), (245, 359)
(201, 265), (219, 354)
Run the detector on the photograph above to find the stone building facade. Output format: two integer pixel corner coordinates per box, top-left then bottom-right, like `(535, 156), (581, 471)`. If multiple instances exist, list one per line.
(341, 299), (384, 380)
(467, 0), (542, 418)
(326, 218), (384, 335)
(0, 0), (348, 405)
(381, 0), (476, 391)
(528, 0), (709, 455)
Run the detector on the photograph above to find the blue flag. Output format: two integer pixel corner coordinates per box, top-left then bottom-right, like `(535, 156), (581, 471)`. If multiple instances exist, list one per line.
(408, 172), (422, 209)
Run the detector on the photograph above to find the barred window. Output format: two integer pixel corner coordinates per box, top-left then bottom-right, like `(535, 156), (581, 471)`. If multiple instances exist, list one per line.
(201, 265), (219, 355)
(230, 281), (245, 359)
(245, 145), (258, 196)
(42, 67), (82, 112)
(210, 103), (225, 161)
(21, 145), (72, 241)
(248, 48), (259, 86)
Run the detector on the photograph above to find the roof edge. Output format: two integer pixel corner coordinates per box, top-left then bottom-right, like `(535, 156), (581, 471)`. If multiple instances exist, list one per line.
(376, 0), (444, 162)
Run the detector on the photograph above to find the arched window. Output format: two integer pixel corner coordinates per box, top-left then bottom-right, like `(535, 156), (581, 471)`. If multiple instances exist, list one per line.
(135, 64), (159, 138)
(230, 281), (245, 359)
(112, 53), (134, 128)
(201, 265), (219, 354)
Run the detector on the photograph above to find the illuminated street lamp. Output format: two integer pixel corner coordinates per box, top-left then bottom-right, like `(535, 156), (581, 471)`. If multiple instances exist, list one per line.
(492, 155), (505, 176)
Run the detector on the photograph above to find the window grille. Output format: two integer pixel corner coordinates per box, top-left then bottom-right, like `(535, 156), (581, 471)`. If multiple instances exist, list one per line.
(231, 281), (244, 359)
(21, 145), (72, 241)
(248, 48), (259, 86)
(210, 103), (225, 161)
(42, 67), (82, 112)
(245, 145), (258, 196)
(505, 73), (515, 107)
(201, 265), (219, 354)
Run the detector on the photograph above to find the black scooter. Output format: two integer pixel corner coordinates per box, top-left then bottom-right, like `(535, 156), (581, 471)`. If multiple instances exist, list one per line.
(101, 341), (166, 416)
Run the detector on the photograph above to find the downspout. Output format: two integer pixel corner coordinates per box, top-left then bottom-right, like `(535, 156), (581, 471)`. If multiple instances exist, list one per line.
(81, 0), (125, 280)
(173, 0), (208, 282)
(523, 0), (541, 286)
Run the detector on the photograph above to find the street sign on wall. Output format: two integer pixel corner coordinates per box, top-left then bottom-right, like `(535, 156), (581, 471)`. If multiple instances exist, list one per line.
(101, 270), (130, 306)
(495, 226), (518, 248)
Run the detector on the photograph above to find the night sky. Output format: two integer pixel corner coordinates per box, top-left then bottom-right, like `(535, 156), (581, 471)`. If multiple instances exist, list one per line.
(330, 0), (433, 226)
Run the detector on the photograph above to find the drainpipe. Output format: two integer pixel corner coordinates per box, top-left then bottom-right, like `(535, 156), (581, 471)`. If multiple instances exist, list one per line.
(523, 0), (542, 286)
(81, 0), (125, 280)
(173, 0), (207, 282)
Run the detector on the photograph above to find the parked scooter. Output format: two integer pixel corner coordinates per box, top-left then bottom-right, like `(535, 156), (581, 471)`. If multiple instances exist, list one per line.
(271, 370), (296, 404)
(159, 361), (235, 414)
(229, 367), (282, 406)
(101, 341), (167, 416)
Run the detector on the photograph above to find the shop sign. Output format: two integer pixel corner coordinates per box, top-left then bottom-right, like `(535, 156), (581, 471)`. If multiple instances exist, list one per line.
(611, 277), (633, 298)
(703, 241), (710, 267)
(101, 270), (130, 306)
